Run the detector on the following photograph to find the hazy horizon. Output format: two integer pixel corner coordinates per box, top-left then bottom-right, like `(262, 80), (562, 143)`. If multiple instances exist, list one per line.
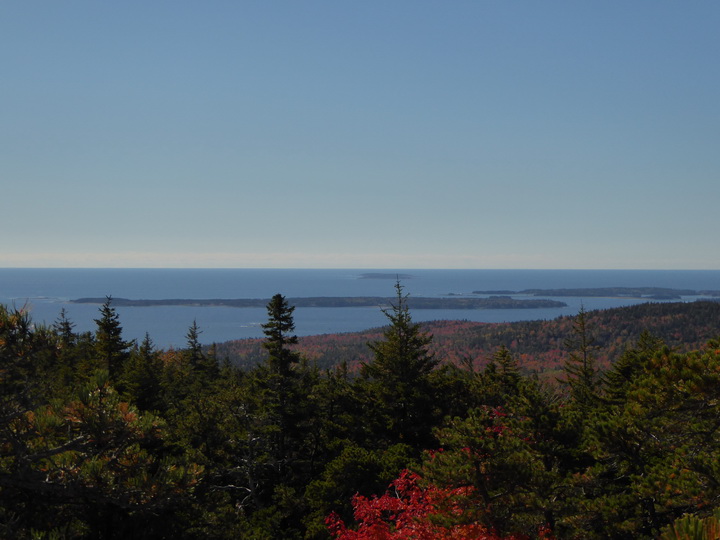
(2, 266), (719, 272)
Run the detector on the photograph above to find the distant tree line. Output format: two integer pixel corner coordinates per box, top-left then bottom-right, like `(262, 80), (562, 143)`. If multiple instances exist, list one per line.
(215, 300), (720, 374)
(71, 296), (565, 309)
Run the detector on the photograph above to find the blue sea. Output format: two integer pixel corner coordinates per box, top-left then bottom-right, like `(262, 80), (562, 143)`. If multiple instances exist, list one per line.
(1, 269), (719, 349)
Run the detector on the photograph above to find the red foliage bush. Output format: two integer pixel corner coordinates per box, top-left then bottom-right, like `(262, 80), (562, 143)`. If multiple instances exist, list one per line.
(326, 469), (553, 540)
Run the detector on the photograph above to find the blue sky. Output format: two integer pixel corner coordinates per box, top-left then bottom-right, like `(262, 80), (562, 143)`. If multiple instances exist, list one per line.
(2, 1), (718, 269)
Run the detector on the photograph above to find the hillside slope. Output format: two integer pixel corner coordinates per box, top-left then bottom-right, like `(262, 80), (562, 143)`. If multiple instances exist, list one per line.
(213, 300), (720, 376)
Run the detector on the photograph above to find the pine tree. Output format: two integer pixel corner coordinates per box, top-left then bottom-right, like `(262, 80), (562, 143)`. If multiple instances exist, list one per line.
(0, 305), (43, 412)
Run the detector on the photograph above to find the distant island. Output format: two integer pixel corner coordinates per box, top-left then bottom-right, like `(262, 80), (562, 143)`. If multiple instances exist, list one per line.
(71, 296), (566, 310)
(471, 287), (720, 300)
(358, 273), (414, 280)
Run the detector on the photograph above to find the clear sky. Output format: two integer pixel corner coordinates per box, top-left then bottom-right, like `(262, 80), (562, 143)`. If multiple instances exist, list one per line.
(1, 1), (718, 269)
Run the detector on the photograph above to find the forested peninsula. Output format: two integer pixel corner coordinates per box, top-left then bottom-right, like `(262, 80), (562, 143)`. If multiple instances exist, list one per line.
(72, 295), (566, 309)
(5, 290), (720, 539)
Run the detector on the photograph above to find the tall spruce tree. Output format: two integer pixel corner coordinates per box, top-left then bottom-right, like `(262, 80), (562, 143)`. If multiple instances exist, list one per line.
(561, 305), (600, 410)
(361, 281), (439, 448)
(122, 333), (164, 412)
(94, 297), (132, 383)
(53, 308), (76, 346)
(185, 319), (204, 371)
(183, 320), (220, 387)
(258, 294), (306, 483)
(262, 293), (301, 376)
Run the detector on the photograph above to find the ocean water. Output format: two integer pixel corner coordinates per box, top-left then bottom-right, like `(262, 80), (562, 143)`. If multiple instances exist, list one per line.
(1, 268), (718, 348)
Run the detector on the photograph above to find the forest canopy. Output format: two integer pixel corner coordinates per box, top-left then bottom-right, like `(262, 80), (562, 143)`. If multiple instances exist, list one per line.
(2, 292), (720, 538)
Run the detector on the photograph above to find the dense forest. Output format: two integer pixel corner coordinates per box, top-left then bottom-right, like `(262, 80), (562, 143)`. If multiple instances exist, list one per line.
(3, 285), (720, 538)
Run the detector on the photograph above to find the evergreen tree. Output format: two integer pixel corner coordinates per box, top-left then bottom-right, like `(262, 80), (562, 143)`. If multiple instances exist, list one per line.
(360, 281), (439, 449)
(182, 319), (219, 386)
(562, 305), (600, 409)
(53, 307), (76, 346)
(495, 344), (521, 389)
(1, 369), (201, 539)
(479, 345), (523, 407)
(262, 293), (301, 376)
(422, 405), (554, 536)
(0, 305), (58, 411)
(575, 344), (720, 537)
(122, 333), (164, 412)
(248, 294), (319, 536)
(94, 296), (132, 383)
(51, 308), (82, 393)
(185, 319), (204, 370)
(202, 342), (221, 381)
(602, 330), (664, 405)
(254, 297), (303, 464)
(257, 294), (304, 473)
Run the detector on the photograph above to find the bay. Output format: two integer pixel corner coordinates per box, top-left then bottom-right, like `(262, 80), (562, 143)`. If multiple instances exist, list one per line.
(1, 268), (718, 348)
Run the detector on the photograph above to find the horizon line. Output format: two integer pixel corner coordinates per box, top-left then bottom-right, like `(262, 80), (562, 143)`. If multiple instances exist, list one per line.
(1, 267), (719, 272)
